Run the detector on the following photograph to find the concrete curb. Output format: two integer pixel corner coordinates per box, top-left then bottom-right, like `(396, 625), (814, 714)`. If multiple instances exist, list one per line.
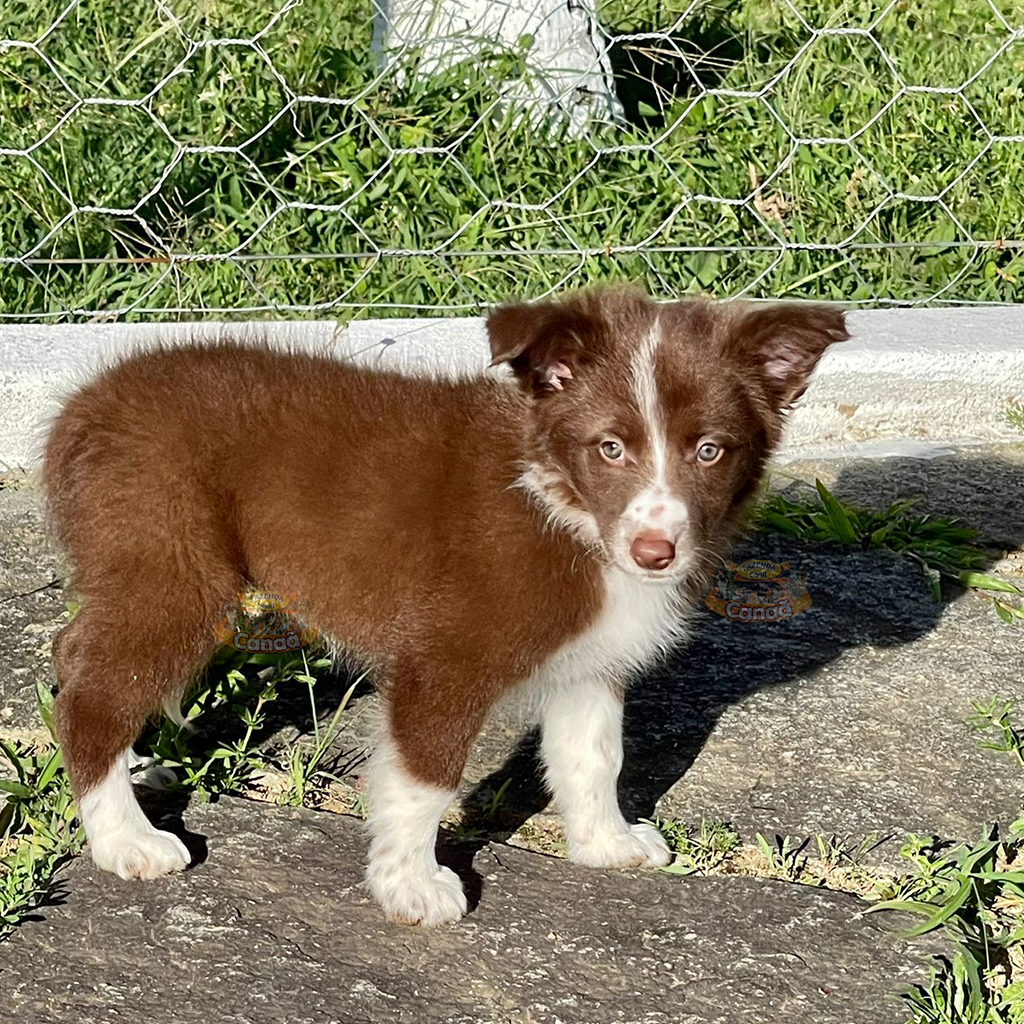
(1, 306), (1022, 470)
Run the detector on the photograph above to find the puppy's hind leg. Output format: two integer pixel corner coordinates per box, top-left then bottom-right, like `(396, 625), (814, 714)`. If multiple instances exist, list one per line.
(78, 747), (190, 880)
(54, 570), (235, 881)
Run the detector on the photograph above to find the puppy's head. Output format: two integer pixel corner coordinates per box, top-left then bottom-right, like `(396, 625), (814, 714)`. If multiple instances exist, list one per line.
(488, 287), (848, 583)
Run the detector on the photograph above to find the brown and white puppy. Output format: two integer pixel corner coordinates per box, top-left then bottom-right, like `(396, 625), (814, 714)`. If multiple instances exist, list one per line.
(43, 287), (847, 925)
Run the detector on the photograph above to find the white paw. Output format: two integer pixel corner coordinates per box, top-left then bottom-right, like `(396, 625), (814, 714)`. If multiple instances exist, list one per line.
(569, 822), (673, 869)
(366, 861), (468, 926)
(91, 826), (191, 881)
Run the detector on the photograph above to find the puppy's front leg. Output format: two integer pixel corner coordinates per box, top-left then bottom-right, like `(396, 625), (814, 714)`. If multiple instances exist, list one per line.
(364, 734), (466, 926)
(540, 675), (671, 869)
(364, 673), (486, 927)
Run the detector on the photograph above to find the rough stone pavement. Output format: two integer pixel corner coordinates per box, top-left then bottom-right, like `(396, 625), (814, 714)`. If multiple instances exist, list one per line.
(4, 796), (940, 1024)
(2, 444), (1023, 1022)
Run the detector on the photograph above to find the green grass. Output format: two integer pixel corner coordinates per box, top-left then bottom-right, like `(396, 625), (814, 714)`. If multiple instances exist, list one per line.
(1009, 405), (1024, 436)
(868, 700), (1024, 1023)
(651, 815), (886, 893)
(142, 647), (338, 801)
(755, 478), (1024, 623)
(0, 682), (83, 938)
(275, 667), (362, 808)
(1, 0), (1023, 318)
(753, 830), (811, 882)
(652, 817), (740, 875)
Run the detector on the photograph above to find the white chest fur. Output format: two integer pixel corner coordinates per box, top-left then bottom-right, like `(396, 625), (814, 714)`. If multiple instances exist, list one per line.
(530, 569), (692, 696)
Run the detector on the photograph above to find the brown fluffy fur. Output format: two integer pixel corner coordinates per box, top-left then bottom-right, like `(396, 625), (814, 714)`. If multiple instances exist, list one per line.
(44, 286), (847, 879)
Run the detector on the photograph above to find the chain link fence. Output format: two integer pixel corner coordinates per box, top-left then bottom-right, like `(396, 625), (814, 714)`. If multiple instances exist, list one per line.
(0, 0), (1022, 321)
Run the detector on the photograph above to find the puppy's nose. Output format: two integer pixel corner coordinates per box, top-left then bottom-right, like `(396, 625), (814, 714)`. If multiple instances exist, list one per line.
(630, 535), (675, 571)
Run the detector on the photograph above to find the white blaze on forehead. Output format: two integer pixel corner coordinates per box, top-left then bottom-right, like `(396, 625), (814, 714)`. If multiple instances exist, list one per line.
(624, 311), (690, 545)
(629, 313), (667, 488)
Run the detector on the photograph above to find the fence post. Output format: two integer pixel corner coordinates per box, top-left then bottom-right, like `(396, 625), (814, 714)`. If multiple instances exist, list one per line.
(374, 0), (623, 133)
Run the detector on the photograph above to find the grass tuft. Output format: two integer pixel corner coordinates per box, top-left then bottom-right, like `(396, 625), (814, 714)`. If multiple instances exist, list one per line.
(1008, 405), (1024, 437)
(0, 682), (83, 939)
(755, 478), (1023, 623)
(652, 817), (740, 876)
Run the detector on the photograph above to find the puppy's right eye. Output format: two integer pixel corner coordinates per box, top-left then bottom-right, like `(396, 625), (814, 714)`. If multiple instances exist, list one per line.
(697, 441), (721, 463)
(600, 439), (624, 462)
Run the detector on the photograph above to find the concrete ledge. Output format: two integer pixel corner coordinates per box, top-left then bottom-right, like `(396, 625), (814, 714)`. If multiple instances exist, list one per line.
(1, 306), (1022, 470)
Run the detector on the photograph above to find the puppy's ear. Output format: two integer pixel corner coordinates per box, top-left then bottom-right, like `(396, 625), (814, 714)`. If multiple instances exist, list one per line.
(729, 303), (849, 408)
(487, 300), (599, 394)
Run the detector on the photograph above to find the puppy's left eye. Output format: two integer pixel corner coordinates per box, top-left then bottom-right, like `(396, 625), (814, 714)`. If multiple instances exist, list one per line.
(600, 439), (625, 462)
(696, 441), (721, 463)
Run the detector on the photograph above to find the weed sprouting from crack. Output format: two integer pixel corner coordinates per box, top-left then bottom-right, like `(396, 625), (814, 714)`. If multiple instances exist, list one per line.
(755, 477), (1024, 625)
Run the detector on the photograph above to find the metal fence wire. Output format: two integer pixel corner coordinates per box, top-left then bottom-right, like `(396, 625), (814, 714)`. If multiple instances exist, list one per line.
(0, 0), (1022, 320)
